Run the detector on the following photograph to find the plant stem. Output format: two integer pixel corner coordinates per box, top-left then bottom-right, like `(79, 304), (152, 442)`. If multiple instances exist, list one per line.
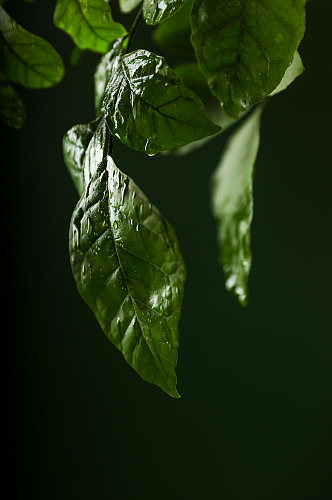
(125, 5), (143, 54)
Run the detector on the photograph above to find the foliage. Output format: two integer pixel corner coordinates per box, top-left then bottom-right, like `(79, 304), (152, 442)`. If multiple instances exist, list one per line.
(0, 0), (306, 396)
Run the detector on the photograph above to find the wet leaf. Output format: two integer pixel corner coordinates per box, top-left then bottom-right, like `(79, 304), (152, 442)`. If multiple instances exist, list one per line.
(94, 38), (124, 115)
(143, 0), (186, 25)
(119, 0), (142, 13)
(103, 49), (220, 155)
(54, 0), (126, 53)
(70, 155), (186, 397)
(191, 0), (306, 118)
(172, 63), (236, 151)
(63, 118), (110, 196)
(0, 82), (26, 128)
(0, 7), (64, 88)
(153, 0), (193, 54)
(211, 105), (263, 306)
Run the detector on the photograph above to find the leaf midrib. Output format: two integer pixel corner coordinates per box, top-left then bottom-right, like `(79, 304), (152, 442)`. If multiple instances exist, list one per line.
(72, 0), (116, 44)
(120, 56), (215, 132)
(0, 30), (57, 85)
(105, 165), (173, 391)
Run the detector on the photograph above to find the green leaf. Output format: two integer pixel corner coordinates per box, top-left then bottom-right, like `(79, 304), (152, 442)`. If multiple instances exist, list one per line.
(164, 103), (234, 156)
(269, 51), (304, 96)
(211, 105), (263, 306)
(153, 0), (192, 54)
(169, 50), (303, 155)
(70, 155), (186, 397)
(0, 82), (26, 128)
(143, 0), (186, 25)
(103, 49), (220, 155)
(0, 7), (64, 88)
(94, 38), (124, 116)
(54, 0), (126, 53)
(191, 0), (306, 118)
(164, 85), (245, 155)
(119, 0), (142, 14)
(63, 118), (110, 196)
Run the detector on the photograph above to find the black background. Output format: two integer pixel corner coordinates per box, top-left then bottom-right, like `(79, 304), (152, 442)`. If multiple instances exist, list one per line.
(4, 1), (332, 499)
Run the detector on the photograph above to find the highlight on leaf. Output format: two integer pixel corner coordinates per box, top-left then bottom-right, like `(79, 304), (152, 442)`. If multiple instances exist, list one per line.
(143, 0), (187, 26)
(119, 0), (142, 14)
(63, 118), (110, 196)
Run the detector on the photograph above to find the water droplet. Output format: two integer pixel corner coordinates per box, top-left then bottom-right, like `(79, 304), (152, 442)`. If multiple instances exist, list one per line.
(198, 5), (207, 22)
(113, 220), (118, 229)
(226, 274), (237, 290)
(135, 223), (140, 232)
(120, 178), (129, 205)
(117, 317), (121, 336)
(241, 259), (249, 270)
(235, 286), (247, 305)
(72, 226), (79, 249)
(81, 261), (92, 287)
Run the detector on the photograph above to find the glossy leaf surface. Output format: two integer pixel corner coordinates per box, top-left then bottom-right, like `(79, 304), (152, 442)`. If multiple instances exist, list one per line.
(143, 0), (186, 25)
(0, 82), (26, 128)
(103, 49), (220, 155)
(70, 156), (186, 397)
(54, 0), (126, 53)
(153, 0), (192, 54)
(63, 118), (110, 196)
(211, 106), (263, 306)
(119, 0), (142, 13)
(191, 0), (306, 117)
(0, 7), (64, 88)
(94, 38), (124, 115)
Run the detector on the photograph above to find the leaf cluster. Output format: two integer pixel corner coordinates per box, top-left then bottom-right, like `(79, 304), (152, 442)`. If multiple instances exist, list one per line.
(0, 0), (306, 396)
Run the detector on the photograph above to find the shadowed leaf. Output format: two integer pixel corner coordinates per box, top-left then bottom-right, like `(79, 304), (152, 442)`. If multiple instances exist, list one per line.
(0, 82), (26, 128)
(0, 6), (64, 88)
(211, 106), (263, 306)
(191, 0), (306, 117)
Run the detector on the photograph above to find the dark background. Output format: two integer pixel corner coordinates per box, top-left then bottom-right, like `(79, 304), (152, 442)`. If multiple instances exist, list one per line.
(4, 1), (331, 499)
